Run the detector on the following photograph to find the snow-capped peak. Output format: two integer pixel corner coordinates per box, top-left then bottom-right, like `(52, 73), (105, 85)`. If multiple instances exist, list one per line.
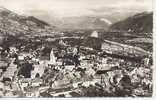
(100, 18), (112, 25)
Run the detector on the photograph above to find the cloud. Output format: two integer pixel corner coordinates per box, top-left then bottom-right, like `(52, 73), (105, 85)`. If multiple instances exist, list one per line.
(90, 0), (152, 13)
(0, 0), (152, 17)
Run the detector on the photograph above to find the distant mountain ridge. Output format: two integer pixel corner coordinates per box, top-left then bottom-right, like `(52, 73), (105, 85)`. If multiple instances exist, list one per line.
(110, 12), (153, 33)
(53, 16), (111, 31)
(0, 7), (153, 35)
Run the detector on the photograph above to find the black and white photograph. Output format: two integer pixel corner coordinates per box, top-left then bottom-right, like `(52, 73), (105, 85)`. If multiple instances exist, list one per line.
(0, 0), (153, 98)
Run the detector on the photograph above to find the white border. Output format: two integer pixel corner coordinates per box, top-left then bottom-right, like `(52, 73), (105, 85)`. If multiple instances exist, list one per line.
(0, 0), (155, 100)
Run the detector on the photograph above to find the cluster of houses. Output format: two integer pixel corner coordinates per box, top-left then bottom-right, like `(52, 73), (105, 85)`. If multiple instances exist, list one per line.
(0, 31), (153, 97)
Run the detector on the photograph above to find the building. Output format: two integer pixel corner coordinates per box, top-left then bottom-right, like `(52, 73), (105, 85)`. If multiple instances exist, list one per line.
(90, 31), (99, 38)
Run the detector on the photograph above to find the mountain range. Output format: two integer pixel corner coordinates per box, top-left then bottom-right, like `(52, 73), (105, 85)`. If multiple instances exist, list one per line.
(58, 16), (111, 31)
(0, 7), (153, 36)
(28, 11), (153, 32)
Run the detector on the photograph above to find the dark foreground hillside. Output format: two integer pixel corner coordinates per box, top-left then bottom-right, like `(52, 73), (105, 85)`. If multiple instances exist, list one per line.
(110, 12), (153, 33)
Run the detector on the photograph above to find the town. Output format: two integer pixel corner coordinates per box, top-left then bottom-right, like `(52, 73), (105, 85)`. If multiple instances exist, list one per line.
(0, 30), (153, 97)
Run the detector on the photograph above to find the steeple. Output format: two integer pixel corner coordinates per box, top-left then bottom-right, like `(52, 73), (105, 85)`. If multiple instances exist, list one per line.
(49, 48), (56, 65)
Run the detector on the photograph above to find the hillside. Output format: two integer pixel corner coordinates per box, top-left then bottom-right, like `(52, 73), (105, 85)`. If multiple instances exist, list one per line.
(110, 12), (153, 33)
(0, 7), (54, 37)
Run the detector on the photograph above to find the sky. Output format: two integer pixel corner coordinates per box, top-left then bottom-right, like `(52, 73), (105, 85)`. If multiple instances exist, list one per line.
(0, 0), (152, 17)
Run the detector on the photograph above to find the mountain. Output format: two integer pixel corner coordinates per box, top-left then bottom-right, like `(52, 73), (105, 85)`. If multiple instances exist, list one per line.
(109, 12), (153, 33)
(46, 16), (111, 31)
(0, 7), (54, 36)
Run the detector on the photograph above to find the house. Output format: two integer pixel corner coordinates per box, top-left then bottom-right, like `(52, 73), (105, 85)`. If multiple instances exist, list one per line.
(64, 65), (75, 71)
(90, 31), (99, 38)
(31, 78), (43, 87)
